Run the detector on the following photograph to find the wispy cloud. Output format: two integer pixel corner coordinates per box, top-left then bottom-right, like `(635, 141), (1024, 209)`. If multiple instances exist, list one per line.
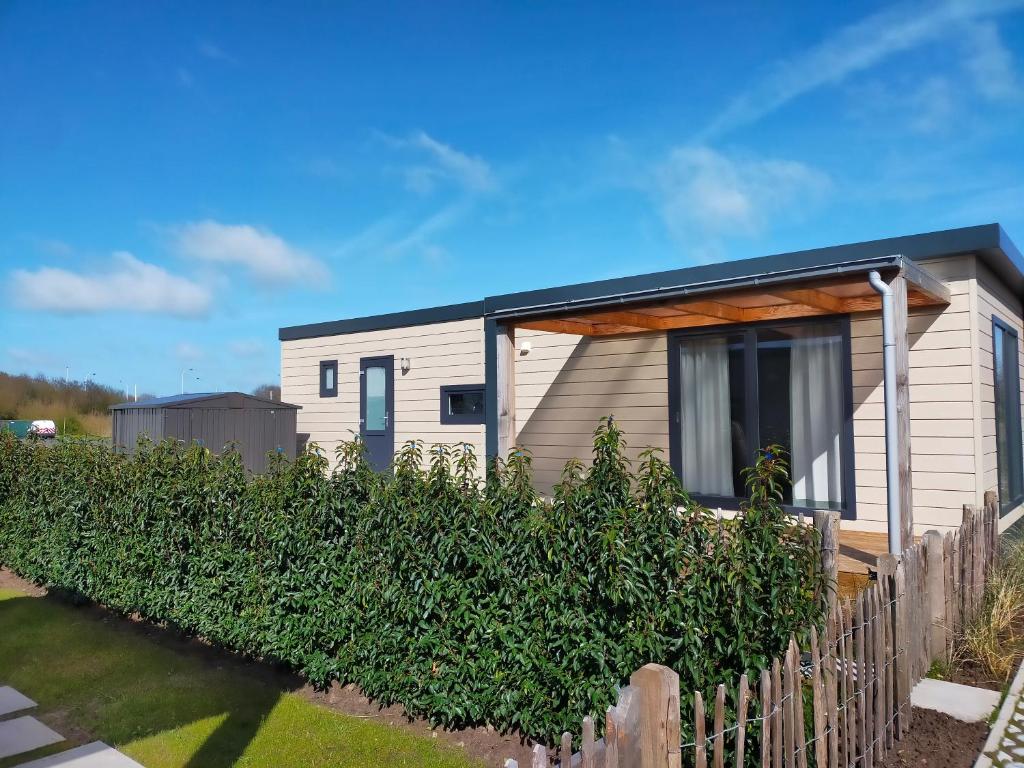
(228, 339), (265, 358)
(334, 201), (471, 265)
(963, 20), (1023, 101)
(383, 131), (496, 194)
(652, 146), (830, 257)
(702, 0), (1024, 138)
(9, 252), (211, 317)
(174, 220), (330, 286)
(198, 41), (236, 64)
(175, 341), (204, 362)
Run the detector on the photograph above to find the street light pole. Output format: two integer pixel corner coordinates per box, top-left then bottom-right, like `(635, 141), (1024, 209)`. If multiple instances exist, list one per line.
(181, 368), (194, 395)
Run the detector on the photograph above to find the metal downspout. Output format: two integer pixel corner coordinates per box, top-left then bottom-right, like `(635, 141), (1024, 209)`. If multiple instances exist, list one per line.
(868, 270), (902, 555)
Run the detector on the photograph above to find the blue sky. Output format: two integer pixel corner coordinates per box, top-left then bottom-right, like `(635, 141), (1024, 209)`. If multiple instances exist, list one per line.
(2, 1), (1023, 397)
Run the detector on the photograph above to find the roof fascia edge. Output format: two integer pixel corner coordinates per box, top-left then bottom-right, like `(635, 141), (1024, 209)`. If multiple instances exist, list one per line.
(483, 254), (904, 322)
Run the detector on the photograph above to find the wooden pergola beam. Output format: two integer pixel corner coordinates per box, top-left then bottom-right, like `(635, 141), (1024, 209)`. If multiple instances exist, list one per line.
(766, 287), (846, 313)
(517, 318), (603, 335)
(580, 310), (667, 330)
(670, 300), (747, 322)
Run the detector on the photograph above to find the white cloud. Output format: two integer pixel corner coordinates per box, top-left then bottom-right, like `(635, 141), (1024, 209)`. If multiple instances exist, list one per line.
(333, 202), (471, 263)
(174, 220), (329, 286)
(175, 341), (204, 361)
(963, 20), (1023, 101)
(653, 146), (830, 249)
(9, 252), (211, 317)
(703, 0), (1024, 137)
(389, 131), (496, 194)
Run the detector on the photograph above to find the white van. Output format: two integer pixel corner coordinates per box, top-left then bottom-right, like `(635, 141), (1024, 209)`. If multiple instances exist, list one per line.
(29, 420), (57, 438)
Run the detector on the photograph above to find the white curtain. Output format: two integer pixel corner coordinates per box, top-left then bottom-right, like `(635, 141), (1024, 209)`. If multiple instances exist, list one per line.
(790, 327), (843, 509)
(680, 337), (733, 496)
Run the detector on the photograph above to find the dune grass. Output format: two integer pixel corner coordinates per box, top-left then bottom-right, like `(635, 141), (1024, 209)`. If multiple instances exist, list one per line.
(956, 532), (1024, 683)
(0, 587), (481, 768)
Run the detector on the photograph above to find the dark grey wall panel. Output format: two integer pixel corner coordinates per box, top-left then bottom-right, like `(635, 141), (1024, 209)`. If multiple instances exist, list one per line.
(107, 393), (299, 473)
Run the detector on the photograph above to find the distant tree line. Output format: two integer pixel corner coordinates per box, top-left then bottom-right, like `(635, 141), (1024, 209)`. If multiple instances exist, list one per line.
(0, 371), (150, 436)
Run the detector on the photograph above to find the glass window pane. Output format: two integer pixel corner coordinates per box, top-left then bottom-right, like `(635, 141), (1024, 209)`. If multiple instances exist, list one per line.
(324, 367), (334, 391)
(365, 366), (386, 430)
(994, 323), (1023, 511)
(678, 333), (746, 497)
(757, 323), (844, 510)
(448, 389), (484, 416)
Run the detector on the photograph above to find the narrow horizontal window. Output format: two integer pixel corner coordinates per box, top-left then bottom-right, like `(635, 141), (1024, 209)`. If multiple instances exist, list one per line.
(319, 360), (338, 398)
(440, 384), (485, 425)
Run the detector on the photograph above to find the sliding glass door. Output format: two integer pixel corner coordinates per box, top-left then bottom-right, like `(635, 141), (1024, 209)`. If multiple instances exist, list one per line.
(669, 318), (853, 513)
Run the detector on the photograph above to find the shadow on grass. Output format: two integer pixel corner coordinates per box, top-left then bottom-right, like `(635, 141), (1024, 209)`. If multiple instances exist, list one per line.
(0, 590), (286, 768)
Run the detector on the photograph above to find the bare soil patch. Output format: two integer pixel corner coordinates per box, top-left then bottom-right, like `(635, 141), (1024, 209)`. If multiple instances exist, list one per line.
(949, 657), (1005, 692)
(878, 707), (988, 768)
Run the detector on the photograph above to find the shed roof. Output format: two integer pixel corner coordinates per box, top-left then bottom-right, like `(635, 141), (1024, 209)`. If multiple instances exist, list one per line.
(278, 223), (1023, 341)
(110, 392), (300, 411)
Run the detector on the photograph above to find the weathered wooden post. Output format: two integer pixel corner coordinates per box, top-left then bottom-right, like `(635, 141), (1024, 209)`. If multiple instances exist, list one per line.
(814, 510), (840, 612)
(631, 663), (681, 768)
(923, 530), (947, 663)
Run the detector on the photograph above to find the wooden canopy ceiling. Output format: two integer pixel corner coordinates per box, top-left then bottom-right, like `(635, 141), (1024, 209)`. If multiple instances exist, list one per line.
(515, 272), (951, 337)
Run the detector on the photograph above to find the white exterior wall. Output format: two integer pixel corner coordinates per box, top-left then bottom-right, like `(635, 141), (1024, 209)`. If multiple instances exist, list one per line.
(280, 317), (486, 468)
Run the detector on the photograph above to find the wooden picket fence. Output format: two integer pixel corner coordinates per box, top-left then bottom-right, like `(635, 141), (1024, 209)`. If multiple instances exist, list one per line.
(506, 494), (1000, 768)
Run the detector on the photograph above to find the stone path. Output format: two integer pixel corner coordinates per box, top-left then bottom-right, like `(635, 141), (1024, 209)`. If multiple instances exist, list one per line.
(0, 683), (144, 767)
(13, 742), (145, 768)
(975, 660), (1024, 768)
(0, 716), (64, 759)
(911, 677), (1002, 722)
(0, 687), (37, 717)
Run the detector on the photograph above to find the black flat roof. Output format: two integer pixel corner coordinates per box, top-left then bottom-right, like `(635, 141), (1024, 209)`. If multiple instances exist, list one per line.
(279, 223), (1023, 341)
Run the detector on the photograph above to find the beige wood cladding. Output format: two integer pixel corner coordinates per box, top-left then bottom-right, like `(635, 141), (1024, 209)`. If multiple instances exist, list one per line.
(280, 317), (486, 468)
(514, 330), (670, 494)
(974, 260), (1024, 532)
(280, 253), (1024, 533)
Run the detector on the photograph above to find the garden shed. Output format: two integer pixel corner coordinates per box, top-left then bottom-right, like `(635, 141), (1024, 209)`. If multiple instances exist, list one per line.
(110, 392), (300, 473)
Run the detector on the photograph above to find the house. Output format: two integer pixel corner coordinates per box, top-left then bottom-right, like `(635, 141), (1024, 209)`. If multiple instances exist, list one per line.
(279, 223), (1024, 543)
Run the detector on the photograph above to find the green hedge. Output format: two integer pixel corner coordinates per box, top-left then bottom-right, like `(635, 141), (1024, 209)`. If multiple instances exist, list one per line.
(0, 419), (824, 745)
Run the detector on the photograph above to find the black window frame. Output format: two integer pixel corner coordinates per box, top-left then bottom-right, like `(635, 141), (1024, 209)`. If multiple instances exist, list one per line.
(992, 316), (1024, 515)
(439, 383), (486, 425)
(319, 359), (338, 398)
(666, 315), (857, 518)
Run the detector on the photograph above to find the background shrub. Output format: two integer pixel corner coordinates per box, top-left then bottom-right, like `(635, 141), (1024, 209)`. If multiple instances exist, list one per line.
(0, 419), (824, 745)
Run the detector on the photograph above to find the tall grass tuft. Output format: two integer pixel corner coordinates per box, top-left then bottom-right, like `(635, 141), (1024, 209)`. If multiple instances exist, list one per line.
(957, 532), (1024, 682)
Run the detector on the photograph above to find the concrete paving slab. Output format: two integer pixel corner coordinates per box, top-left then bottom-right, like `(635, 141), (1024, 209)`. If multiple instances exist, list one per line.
(11, 742), (145, 768)
(0, 687), (37, 717)
(0, 716), (63, 759)
(911, 677), (1002, 723)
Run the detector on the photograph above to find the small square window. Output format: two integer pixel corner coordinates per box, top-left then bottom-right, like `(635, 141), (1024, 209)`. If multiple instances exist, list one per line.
(320, 360), (338, 398)
(440, 384), (485, 425)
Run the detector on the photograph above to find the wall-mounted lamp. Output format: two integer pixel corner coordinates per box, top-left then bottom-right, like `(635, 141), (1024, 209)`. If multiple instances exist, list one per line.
(400, 356), (412, 374)
(518, 341), (532, 356)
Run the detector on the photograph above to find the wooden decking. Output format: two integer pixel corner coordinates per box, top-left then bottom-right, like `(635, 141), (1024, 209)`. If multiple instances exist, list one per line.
(836, 528), (911, 598)
(837, 529), (891, 575)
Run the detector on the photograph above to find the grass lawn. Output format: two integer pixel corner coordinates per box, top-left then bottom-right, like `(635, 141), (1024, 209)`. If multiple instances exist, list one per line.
(0, 587), (481, 768)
